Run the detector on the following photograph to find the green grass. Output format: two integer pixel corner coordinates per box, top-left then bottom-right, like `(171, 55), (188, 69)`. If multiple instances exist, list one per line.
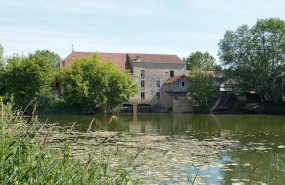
(0, 99), (140, 185)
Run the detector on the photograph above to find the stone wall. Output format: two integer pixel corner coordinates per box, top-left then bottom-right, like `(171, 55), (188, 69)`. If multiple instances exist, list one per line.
(172, 99), (194, 113)
(128, 61), (186, 112)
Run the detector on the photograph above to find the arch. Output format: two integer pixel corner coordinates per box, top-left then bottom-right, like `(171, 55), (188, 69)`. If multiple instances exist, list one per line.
(137, 104), (151, 113)
(120, 104), (133, 113)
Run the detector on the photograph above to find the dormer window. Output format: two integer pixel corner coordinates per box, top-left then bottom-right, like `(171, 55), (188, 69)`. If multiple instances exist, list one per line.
(136, 56), (140, 61)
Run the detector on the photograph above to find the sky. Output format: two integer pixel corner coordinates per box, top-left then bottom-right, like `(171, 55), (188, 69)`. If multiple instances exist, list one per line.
(1, 0), (285, 61)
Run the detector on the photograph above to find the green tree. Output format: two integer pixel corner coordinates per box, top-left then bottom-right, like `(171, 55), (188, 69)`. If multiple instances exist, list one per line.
(188, 70), (219, 111)
(35, 49), (61, 73)
(0, 53), (53, 111)
(0, 43), (4, 69)
(183, 51), (216, 71)
(218, 18), (285, 104)
(57, 53), (139, 114)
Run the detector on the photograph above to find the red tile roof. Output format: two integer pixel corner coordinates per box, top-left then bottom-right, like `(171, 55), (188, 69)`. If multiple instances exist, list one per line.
(164, 74), (192, 84)
(61, 52), (131, 72)
(128, 53), (185, 64)
(61, 52), (185, 72)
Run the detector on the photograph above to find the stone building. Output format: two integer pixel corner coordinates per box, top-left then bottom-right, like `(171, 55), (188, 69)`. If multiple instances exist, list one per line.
(60, 51), (193, 113)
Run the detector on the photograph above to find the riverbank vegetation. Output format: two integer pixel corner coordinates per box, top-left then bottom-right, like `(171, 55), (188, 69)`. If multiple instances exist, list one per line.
(218, 18), (285, 111)
(0, 53), (54, 113)
(0, 47), (139, 115)
(57, 54), (139, 114)
(188, 70), (220, 111)
(188, 18), (285, 113)
(0, 99), (140, 184)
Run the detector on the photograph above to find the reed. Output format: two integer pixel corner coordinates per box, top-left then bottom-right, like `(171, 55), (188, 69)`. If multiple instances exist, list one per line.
(0, 100), (139, 184)
(187, 170), (199, 185)
(108, 115), (117, 124)
(86, 118), (95, 133)
(248, 162), (262, 178)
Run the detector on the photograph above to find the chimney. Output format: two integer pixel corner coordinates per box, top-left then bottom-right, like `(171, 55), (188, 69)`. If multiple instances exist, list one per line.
(136, 56), (140, 61)
(72, 44), (74, 52)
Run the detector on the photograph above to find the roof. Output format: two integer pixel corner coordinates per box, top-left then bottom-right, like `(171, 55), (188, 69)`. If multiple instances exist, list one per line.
(164, 74), (192, 84)
(61, 52), (131, 72)
(128, 53), (185, 64)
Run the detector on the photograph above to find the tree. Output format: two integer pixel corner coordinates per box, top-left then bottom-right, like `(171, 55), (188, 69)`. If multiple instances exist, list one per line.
(218, 18), (285, 104)
(0, 43), (4, 69)
(188, 70), (219, 110)
(35, 50), (61, 73)
(183, 51), (216, 71)
(0, 53), (53, 111)
(57, 53), (139, 114)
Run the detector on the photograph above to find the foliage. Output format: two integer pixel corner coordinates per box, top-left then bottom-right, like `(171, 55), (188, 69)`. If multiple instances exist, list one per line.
(0, 99), (138, 184)
(218, 18), (285, 104)
(58, 53), (139, 114)
(0, 53), (53, 112)
(35, 49), (61, 73)
(188, 70), (219, 111)
(183, 51), (216, 71)
(0, 43), (4, 69)
(36, 93), (67, 115)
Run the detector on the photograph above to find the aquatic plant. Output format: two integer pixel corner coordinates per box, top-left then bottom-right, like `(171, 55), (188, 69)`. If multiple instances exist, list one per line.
(0, 98), (139, 184)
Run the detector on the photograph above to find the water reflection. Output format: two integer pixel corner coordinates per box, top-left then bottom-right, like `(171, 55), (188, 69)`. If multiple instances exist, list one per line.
(44, 113), (285, 184)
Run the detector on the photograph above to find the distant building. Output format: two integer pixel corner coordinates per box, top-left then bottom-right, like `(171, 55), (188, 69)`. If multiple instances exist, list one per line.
(60, 51), (193, 113)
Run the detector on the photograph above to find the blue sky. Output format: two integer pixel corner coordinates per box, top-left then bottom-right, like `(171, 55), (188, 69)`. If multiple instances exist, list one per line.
(1, 0), (285, 61)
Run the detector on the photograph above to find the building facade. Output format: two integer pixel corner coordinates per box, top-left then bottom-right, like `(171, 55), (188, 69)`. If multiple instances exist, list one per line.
(61, 51), (193, 113)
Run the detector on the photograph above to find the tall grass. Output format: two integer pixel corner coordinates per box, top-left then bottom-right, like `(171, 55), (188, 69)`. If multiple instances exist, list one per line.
(0, 99), (138, 184)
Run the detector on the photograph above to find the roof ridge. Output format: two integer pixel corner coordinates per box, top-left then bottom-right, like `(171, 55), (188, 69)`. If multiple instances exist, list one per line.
(69, 51), (178, 56)
(128, 53), (177, 56)
(71, 51), (128, 55)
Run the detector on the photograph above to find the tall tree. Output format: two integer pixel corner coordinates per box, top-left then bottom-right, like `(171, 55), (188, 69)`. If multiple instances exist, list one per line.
(188, 70), (219, 110)
(57, 53), (139, 113)
(35, 50), (61, 73)
(0, 53), (53, 111)
(183, 51), (216, 71)
(0, 43), (4, 69)
(218, 18), (285, 104)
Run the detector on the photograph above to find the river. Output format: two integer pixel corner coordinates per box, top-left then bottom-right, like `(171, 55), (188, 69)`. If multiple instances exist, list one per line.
(44, 113), (285, 184)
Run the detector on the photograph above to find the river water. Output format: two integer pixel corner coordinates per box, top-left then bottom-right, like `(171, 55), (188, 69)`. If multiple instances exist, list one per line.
(45, 114), (285, 184)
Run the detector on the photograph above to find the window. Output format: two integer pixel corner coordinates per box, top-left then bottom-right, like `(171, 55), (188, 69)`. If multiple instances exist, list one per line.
(156, 92), (160, 99)
(156, 81), (160, 87)
(182, 82), (185, 86)
(141, 70), (145, 77)
(170, 71), (174, 77)
(62, 61), (65, 67)
(141, 92), (145, 99)
(141, 80), (145, 87)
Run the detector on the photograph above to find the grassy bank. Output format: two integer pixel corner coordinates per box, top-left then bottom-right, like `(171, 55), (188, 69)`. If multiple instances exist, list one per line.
(0, 99), (139, 184)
